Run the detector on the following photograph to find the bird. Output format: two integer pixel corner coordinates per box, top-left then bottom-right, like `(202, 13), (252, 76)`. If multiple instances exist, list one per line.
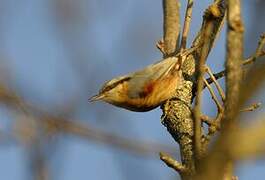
(89, 56), (184, 112)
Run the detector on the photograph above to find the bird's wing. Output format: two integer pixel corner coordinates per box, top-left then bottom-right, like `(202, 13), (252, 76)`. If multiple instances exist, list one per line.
(127, 57), (180, 98)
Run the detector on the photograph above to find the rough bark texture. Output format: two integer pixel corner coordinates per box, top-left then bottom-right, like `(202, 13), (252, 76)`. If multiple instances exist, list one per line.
(161, 1), (226, 179)
(161, 54), (195, 178)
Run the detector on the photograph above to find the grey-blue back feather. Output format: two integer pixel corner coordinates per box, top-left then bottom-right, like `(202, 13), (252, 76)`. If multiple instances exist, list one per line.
(127, 57), (179, 98)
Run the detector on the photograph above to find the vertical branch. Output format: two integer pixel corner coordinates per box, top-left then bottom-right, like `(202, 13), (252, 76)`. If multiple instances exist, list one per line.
(163, 0), (181, 57)
(180, 0), (194, 50)
(195, 1), (244, 180)
(30, 144), (49, 180)
(161, 1), (195, 179)
(222, 0), (244, 178)
(224, 0), (244, 129)
(192, 25), (210, 161)
(161, 1), (225, 179)
(193, 2), (224, 162)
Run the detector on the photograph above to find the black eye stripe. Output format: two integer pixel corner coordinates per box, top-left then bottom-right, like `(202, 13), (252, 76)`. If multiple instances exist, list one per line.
(100, 77), (131, 93)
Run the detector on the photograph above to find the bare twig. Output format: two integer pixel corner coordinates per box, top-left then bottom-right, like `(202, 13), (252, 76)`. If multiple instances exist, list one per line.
(156, 39), (165, 54)
(224, 0), (244, 128)
(240, 102), (261, 112)
(243, 51), (265, 65)
(163, 0), (181, 57)
(200, 115), (213, 125)
(30, 142), (49, 180)
(180, 0), (194, 50)
(193, 2), (225, 162)
(199, 59), (265, 180)
(203, 78), (223, 112)
(195, 1), (244, 179)
(201, 77), (224, 154)
(206, 33), (265, 85)
(221, 0), (244, 178)
(201, 115), (221, 131)
(252, 33), (265, 62)
(197, 106), (265, 180)
(205, 66), (225, 101)
(0, 84), (176, 156)
(160, 152), (188, 174)
(45, 117), (176, 156)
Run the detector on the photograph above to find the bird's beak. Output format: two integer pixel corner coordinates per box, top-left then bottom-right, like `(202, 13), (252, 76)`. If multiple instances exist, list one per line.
(88, 94), (105, 102)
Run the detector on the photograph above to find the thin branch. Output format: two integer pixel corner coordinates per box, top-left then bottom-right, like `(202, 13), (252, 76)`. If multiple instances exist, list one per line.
(196, 104), (265, 180)
(192, 3), (226, 160)
(252, 33), (265, 62)
(156, 39), (165, 54)
(30, 142), (49, 180)
(180, 0), (194, 50)
(200, 115), (213, 126)
(163, 0), (181, 57)
(206, 33), (265, 85)
(191, 0), (225, 56)
(160, 152), (188, 174)
(202, 111), (223, 148)
(193, 2), (225, 161)
(195, 1), (244, 179)
(222, 0), (244, 178)
(201, 115), (221, 132)
(0, 84), (176, 156)
(207, 62), (263, 176)
(203, 78), (223, 112)
(240, 102), (261, 112)
(202, 78), (224, 153)
(205, 66), (225, 101)
(45, 117), (176, 156)
(224, 0), (244, 128)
